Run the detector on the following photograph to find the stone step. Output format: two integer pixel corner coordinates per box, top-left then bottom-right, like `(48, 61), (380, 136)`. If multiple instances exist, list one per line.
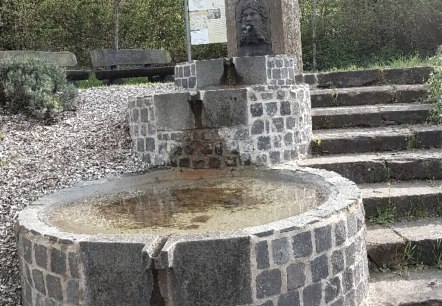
(311, 124), (442, 155)
(367, 268), (442, 305)
(310, 84), (428, 108)
(366, 219), (442, 269)
(312, 103), (432, 129)
(299, 149), (442, 184)
(360, 180), (442, 220)
(298, 66), (434, 89)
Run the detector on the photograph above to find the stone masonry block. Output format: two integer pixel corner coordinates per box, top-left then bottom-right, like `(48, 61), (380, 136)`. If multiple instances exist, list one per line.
(278, 291), (301, 306)
(68, 252), (79, 278)
(170, 237), (252, 305)
(331, 250), (345, 274)
(23, 236), (32, 264)
(50, 248), (66, 275)
(303, 282), (322, 306)
(311, 254), (329, 282)
(194, 59), (224, 88)
(335, 221), (347, 246)
(233, 56), (267, 85)
(292, 231), (313, 258)
(256, 269), (282, 299)
(325, 276), (342, 303)
(66, 279), (79, 305)
(154, 92), (193, 131)
(256, 241), (270, 269)
(32, 269), (46, 294)
(287, 263), (306, 291)
(79, 242), (153, 306)
(34, 244), (48, 269)
(272, 238), (289, 265)
(315, 225), (332, 254)
(46, 274), (63, 302)
(251, 103), (264, 117)
(201, 88), (249, 128)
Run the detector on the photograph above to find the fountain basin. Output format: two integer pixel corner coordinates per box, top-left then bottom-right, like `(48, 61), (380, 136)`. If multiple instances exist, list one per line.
(17, 166), (368, 306)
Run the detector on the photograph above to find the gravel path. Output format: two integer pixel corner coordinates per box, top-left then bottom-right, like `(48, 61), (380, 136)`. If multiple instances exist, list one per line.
(0, 83), (178, 305)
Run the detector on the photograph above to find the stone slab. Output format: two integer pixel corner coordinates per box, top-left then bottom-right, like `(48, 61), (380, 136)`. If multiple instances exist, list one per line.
(90, 49), (171, 67)
(168, 237), (253, 306)
(154, 92), (194, 131)
(310, 85), (428, 108)
(303, 67), (433, 89)
(366, 226), (405, 268)
(200, 88), (249, 128)
(311, 125), (442, 155)
(79, 241), (153, 306)
(360, 180), (442, 219)
(233, 56), (268, 85)
(300, 149), (442, 184)
(0, 50), (77, 67)
(392, 219), (442, 266)
(368, 268), (442, 305)
(194, 59), (224, 88)
(312, 104), (432, 129)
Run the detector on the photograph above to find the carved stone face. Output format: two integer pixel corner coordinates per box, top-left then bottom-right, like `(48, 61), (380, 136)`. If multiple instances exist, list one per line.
(236, 0), (271, 56)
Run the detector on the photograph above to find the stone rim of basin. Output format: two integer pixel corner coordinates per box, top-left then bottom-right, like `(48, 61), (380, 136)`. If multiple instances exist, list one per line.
(17, 165), (360, 245)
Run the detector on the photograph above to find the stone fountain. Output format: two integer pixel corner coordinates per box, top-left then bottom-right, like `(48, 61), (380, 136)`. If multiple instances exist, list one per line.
(16, 1), (369, 305)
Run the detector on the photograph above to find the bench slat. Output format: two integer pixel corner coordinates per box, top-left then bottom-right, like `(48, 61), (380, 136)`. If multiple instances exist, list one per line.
(94, 66), (175, 81)
(90, 49), (172, 68)
(0, 51), (77, 67)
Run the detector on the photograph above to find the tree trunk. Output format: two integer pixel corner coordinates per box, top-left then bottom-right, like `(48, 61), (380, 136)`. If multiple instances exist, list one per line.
(312, 0), (317, 70)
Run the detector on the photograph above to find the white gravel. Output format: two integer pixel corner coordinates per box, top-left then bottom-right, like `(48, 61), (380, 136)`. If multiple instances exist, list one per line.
(0, 83), (178, 305)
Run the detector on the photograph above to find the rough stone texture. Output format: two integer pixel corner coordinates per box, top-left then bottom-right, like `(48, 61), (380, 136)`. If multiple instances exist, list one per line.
(366, 227), (405, 268)
(79, 242), (153, 306)
(256, 269), (282, 299)
(300, 148), (442, 184)
(129, 84), (311, 168)
(169, 237), (253, 305)
(368, 268), (442, 305)
(311, 125), (442, 156)
(302, 67), (433, 89)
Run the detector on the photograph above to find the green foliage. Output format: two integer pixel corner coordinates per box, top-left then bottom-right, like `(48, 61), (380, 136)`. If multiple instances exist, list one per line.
(427, 55), (442, 124)
(369, 205), (396, 225)
(0, 57), (77, 120)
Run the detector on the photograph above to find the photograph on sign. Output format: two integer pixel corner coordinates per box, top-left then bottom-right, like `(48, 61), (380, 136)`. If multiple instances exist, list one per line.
(189, 0), (227, 45)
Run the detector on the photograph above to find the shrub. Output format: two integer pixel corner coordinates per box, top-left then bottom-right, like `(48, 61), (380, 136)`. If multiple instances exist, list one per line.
(0, 57), (77, 120)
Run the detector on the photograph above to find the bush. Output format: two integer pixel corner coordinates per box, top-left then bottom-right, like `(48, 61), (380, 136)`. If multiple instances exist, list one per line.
(0, 57), (77, 120)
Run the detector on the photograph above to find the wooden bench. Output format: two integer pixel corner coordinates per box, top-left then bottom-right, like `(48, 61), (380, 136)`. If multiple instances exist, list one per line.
(0, 51), (90, 81)
(90, 49), (175, 83)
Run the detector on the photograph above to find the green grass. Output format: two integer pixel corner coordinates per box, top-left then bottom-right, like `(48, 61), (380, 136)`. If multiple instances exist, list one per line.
(76, 75), (151, 89)
(321, 54), (438, 73)
(369, 205), (396, 225)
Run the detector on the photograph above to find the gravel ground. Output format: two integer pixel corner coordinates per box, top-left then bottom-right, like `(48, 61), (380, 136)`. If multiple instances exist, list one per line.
(0, 83), (178, 305)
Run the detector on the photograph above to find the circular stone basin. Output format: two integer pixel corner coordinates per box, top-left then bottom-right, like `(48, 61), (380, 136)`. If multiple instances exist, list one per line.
(49, 175), (323, 235)
(17, 166), (369, 306)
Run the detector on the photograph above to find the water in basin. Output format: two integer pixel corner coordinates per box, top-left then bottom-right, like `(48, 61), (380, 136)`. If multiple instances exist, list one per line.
(48, 176), (323, 235)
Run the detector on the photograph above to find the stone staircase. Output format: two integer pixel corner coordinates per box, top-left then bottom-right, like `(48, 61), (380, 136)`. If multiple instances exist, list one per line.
(298, 67), (442, 305)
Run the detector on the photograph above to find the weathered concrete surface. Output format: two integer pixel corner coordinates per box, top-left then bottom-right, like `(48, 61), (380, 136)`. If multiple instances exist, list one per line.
(301, 67), (434, 89)
(360, 180), (442, 219)
(312, 103), (432, 129)
(310, 84), (428, 108)
(311, 125), (442, 155)
(366, 219), (442, 268)
(154, 92), (194, 131)
(300, 149), (442, 184)
(367, 268), (442, 306)
(392, 219), (442, 266)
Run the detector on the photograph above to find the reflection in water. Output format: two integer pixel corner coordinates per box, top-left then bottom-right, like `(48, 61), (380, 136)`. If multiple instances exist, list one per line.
(49, 177), (323, 235)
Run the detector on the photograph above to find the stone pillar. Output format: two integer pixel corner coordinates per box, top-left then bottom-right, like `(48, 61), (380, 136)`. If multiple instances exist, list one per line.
(225, 0), (303, 72)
